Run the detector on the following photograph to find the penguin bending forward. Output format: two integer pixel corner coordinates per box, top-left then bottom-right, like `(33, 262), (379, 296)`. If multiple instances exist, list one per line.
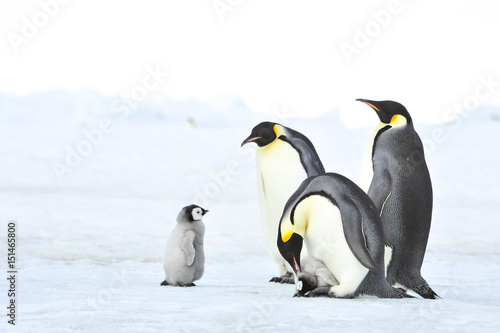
(357, 99), (439, 299)
(278, 173), (409, 298)
(161, 205), (208, 287)
(242, 122), (325, 283)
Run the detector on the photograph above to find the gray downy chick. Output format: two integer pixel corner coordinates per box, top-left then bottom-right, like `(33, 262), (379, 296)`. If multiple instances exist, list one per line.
(161, 205), (208, 287)
(295, 256), (339, 297)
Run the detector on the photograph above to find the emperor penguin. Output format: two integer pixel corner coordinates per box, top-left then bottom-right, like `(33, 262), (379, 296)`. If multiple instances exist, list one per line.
(161, 204), (208, 287)
(278, 173), (409, 298)
(357, 99), (439, 299)
(241, 122), (325, 283)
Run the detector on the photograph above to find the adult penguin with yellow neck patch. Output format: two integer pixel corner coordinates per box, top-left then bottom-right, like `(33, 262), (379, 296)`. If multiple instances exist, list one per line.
(242, 122), (325, 283)
(278, 173), (409, 298)
(357, 99), (439, 299)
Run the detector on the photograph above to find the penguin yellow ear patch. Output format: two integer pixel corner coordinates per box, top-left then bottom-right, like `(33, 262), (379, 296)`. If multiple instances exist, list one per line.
(282, 230), (294, 243)
(273, 125), (279, 136)
(390, 115), (407, 127)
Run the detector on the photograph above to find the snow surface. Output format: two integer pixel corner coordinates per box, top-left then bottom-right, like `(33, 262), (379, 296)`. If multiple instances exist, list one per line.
(1, 97), (500, 333)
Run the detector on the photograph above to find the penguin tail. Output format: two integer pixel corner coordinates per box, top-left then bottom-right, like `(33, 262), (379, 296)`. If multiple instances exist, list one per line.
(404, 278), (440, 299)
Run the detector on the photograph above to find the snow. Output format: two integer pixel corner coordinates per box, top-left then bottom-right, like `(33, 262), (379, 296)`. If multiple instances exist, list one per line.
(1, 95), (500, 332)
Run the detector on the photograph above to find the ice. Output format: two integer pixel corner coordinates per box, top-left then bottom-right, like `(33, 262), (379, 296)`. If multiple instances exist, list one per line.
(1, 93), (500, 332)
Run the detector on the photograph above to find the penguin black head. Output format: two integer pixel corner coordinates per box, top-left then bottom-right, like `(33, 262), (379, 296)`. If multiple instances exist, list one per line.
(277, 230), (303, 274)
(241, 122), (279, 147)
(356, 99), (412, 124)
(295, 272), (318, 297)
(179, 204), (209, 222)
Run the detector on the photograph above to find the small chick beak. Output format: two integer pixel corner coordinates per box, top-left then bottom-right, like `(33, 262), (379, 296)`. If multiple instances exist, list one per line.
(241, 136), (261, 147)
(356, 98), (380, 112)
(202, 209), (209, 216)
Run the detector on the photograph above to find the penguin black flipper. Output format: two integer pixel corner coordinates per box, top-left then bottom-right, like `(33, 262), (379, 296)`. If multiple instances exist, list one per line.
(280, 132), (325, 176)
(367, 167), (392, 214)
(337, 196), (378, 272)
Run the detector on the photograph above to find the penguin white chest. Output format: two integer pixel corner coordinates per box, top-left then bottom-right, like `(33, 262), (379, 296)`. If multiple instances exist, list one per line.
(298, 195), (369, 296)
(360, 125), (383, 192)
(256, 139), (308, 220)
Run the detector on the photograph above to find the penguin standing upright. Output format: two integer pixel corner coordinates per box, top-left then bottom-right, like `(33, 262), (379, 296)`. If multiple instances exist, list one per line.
(161, 204), (208, 287)
(278, 173), (409, 298)
(241, 122), (325, 283)
(357, 99), (439, 299)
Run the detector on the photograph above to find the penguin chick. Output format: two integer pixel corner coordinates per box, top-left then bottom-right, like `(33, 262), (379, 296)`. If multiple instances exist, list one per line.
(294, 256), (339, 297)
(161, 205), (208, 287)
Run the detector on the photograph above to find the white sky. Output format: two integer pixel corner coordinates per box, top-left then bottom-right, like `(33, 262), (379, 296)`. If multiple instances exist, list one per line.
(1, 0), (500, 125)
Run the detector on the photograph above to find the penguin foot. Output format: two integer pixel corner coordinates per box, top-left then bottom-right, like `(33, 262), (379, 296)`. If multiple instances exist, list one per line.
(269, 277), (295, 284)
(160, 281), (196, 287)
(269, 272), (295, 284)
(396, 288), (414, 298)
(281, 277), (295, 284)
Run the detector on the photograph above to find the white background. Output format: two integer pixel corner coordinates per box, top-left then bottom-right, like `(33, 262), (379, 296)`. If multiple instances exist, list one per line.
(1, 1), (500, 332)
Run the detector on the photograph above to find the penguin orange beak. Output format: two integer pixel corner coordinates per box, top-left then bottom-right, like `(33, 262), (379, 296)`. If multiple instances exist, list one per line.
(356, 98), (380, 112)
(294, 257), (301, 273)
(241, 136), (261, 147)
